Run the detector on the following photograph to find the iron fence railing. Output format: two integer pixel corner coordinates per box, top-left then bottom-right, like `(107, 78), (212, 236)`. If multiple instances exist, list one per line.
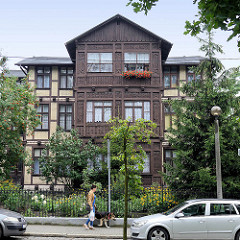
(0, 188), (239, 218)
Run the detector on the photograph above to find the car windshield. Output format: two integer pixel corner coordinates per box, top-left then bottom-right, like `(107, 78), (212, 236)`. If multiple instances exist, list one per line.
(162, 202), (187, 215)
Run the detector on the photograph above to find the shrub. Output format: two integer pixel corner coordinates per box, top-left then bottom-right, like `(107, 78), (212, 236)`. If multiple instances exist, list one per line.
(140, 186), (178, 214)
(0, 180), (20, 204)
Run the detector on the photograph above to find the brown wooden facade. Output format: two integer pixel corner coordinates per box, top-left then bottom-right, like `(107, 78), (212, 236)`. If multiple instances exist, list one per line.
(16, 14), (204, 189)
(66, 14), (172, 186)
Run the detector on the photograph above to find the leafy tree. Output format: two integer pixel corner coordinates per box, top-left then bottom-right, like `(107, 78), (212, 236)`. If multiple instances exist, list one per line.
(127, 0), (159, 14)
(163, 31), (240, 197)
(0, 55), (40, 181)
(39, 127), (100, 190)
(184, 0), (240, 51)
(127, 0), (240, 50)
(105, 118), (156, 240)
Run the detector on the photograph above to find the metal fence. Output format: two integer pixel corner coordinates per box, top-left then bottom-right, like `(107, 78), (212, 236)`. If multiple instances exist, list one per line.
(0, 188), (239, 218)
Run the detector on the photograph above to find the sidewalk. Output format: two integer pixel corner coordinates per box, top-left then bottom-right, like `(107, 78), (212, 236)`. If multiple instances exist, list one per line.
(25, 225), (130, 238)
(24, 218), (131, 239)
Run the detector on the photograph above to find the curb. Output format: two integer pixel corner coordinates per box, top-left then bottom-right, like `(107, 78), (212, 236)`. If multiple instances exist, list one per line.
(24, 233), (130, 239)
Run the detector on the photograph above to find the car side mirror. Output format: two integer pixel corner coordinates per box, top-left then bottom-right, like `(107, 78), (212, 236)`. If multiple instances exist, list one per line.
(175, 213), (184, 218)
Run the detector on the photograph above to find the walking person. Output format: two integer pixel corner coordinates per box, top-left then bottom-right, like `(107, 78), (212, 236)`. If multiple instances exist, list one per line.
(83, 184), (97, 230)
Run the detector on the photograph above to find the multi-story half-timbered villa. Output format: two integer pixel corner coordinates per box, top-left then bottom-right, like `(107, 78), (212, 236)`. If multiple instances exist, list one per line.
(14, 14), (204, 190)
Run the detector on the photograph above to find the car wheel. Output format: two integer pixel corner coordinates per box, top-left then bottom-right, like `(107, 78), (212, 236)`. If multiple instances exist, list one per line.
(147, 227), (169, 240)
(0, 225), (2, 238)
(235, 231), (240, 240)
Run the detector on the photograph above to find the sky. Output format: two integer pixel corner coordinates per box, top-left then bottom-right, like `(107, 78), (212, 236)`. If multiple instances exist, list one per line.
(1, 0), (239, 70)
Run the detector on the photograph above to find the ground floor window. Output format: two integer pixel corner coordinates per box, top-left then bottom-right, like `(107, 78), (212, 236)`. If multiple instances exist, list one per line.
(164, 104), (175, 131)
(33, 149), (44, 175)
(143, 153), (150, 173)
(88, 154), (106, 170)
(164, 149), (176, 175)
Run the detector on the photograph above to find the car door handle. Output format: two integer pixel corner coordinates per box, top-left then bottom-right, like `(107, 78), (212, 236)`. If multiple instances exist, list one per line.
(199, 221), (205, 224)
(229, 220), (235, 223)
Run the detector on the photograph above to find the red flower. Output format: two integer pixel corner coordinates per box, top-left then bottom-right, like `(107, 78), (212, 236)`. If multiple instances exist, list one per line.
(121, 70), (152, 79)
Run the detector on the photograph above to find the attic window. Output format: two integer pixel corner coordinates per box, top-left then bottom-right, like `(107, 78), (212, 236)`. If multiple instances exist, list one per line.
(87, 53), (112, 72)
(124, 53), (149, 71)
(117, 20), (120, 25)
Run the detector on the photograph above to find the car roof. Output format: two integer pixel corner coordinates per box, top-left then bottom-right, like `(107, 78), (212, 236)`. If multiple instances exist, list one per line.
(186, 199), (240, 204)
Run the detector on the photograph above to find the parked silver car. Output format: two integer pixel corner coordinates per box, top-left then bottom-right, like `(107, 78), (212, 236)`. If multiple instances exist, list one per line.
(0, 208), (27, 237)
(131, 199), (240, 240)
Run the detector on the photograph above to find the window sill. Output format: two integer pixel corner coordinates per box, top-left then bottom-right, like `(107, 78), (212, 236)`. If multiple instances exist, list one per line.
(164, 87), (178, 89)
(58, 129), (71, 132)
(124, 77), (151, 80)
(87, 72), (113, 73)
(86, 122), (109, 124)
(35, 129), (49, 131)
(36, 88), (51, 90)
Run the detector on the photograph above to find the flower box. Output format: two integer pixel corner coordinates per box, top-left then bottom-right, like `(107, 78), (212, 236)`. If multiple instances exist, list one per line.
(121, 70), (152, 79)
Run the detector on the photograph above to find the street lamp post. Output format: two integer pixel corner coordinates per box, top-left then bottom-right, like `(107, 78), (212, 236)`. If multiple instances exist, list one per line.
(211, 106), (223, 199)
(107, 139), (111, 212)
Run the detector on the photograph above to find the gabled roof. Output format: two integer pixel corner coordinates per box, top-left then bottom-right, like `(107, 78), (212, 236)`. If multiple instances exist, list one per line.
(65, 14), (173, 61)
(6, 70), (26, 78)
(16, 57), (73, 66)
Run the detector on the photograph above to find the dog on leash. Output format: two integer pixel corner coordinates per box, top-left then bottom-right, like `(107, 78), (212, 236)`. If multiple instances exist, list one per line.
(95, 211), (116, 228)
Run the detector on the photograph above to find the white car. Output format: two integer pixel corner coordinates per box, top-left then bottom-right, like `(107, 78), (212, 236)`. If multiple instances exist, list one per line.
(0, 208), (27, 238)
(131, 199), (240, 240)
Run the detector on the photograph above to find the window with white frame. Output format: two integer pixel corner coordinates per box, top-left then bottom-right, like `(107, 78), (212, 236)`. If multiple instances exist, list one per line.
(163, 66), (178, 88)
(87, 53), (112, 72)
(164, 149), (176, 175)
(125, 101), (150, 122)
(36, 104), (49, 130)
(86, 101), (112, 123)
(36, 67), (50, 88)
(59, 104), (72, 131)
(124, 53), (149, 71)
(164, 104), (175, 131)
(33, 149), (44, 175)
(60, 67), (73, 88)
(87, 154), (106, 170)
(186, 66), (201, 83)
(143, 153), (150, 173)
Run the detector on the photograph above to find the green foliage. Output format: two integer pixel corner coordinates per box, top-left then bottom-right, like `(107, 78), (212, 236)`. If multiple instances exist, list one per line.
(163, 31), (240, 196)
(139, 186), (178, 215)
(39, 127), (100, 189)
(110, 173), (144, 200)
(106, 118), (156, 191)
(81, 168), (103, 190)
(0, 180), (21, 205)
(0, 55), (40, 180)
(126, 0), (159, 15)
(0, 180), (19, 191)
(126, 0), (240, 51)
(105, 117), (156, 240)
(185, 0), (240, 51)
